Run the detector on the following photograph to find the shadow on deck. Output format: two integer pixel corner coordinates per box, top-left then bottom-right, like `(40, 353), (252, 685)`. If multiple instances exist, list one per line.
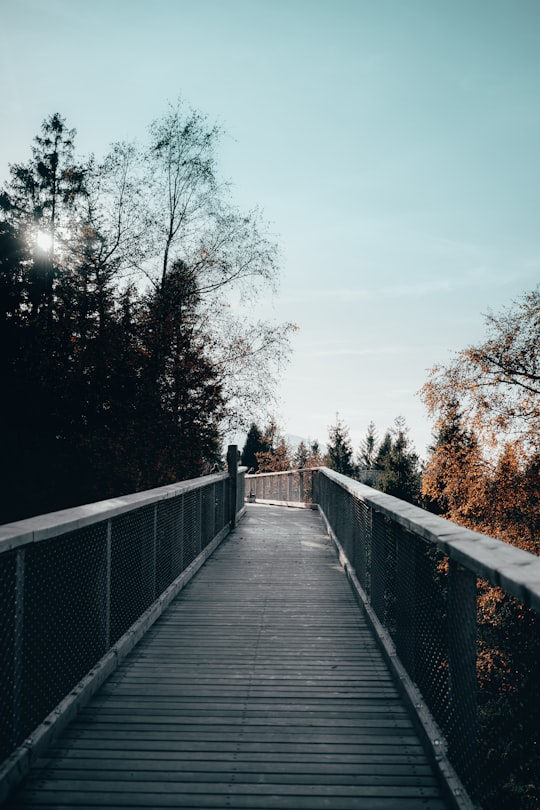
(9, 504), (451, 810)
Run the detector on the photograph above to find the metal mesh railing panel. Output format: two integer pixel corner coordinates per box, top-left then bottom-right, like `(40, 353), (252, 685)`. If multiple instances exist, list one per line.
(201, 483), (215, 549)
(20, 523), (108, 746)
(217, 478), (226, 530)
(353, 496), (370, 592)
(314, 469), (540, 809)
(0, 549), (17, 761)
(156, 496), (183, 596)
(0, 469), (240, 773)
(110, 505), (155, 645)
(182, 488), (202, 569)
(236, 470), (245, 514)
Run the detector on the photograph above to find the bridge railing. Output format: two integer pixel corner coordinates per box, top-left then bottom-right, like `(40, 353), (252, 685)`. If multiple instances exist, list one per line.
(245, 467), (540, 810)
(0, 455), (246, 801)
(244, 467), (317, 506)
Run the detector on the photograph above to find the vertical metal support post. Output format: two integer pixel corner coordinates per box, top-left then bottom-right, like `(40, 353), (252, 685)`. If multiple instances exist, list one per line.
(104, 519), (112, 652)
(12, 547), (25, 748)
(448, 559), (478, 787)
(299, 471), (305, 504)
(287, 472), (292, 502)
(227, 444), (238, 530)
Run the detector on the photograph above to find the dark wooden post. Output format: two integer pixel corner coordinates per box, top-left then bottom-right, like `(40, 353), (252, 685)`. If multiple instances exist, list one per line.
(227, 444), (238, 530)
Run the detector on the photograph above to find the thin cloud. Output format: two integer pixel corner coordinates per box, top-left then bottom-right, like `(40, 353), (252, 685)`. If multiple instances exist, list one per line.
(303, 346), (410, 358)
(282, 278), (454, 304)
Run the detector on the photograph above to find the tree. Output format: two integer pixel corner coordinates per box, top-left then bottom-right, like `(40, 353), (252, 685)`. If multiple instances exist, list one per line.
(421, 286), (540, 451)
(357, 421), (378, 469)
(423, 403), (540, 554)
(293, 440), (309, 469)
(308, 440), (324, 467)
(374, 431), (392, 470)
(133, 100), (296, 432)
(241, 423), (265, 471)
(0, 113), (87, 320)
(422, 401), (487, 525)
(420, 291), (540, 809)
(0, 107), (293, 523)
(255, 420), (292, 472)
(420, 288), (540, 548)
(326, 416), (356, 477)
(294, 439), (324, 469)
(376, 417), (421, 505)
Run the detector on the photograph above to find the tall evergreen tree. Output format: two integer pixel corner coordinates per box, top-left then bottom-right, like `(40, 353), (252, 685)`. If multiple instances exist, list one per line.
(326, 416), (356, 477)
(374, 431), (392, 470)
(357, 421), (378, 469)
(376, 417), (421, 504)
(293, 440), (309, 469)
(241, 423), (265, 471)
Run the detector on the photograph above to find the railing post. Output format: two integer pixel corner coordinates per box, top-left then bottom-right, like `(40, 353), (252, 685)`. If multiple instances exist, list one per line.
(227, 444), (238, 530)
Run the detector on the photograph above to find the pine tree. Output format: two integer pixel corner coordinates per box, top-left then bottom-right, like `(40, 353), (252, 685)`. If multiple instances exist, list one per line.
(241, 423), (265, 471)
(293, 441), (309, 469)
(326, 416), (356, 477)
(374, 431), (392, 470)
(357, 421), (378, 469)
(376, 417), (421, 505)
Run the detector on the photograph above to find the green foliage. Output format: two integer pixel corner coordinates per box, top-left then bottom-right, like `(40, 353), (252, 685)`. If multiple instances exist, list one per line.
(326, 416), (356, 477)
(241, 423), (265, 471)
(293, 440), (309, 469)
(357, 420), (378, 469)
(374, 417), (421, 505)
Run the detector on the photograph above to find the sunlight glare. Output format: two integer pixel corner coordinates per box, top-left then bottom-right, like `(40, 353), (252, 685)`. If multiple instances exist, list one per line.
(36, 230), (53, 252)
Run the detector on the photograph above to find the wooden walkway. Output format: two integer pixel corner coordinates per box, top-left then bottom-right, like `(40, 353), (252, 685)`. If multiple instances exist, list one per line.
(10, 504), (450, 809)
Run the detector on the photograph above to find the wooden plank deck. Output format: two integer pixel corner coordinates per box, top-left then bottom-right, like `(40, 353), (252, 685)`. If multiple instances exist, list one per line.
(9, 504), (450, 809)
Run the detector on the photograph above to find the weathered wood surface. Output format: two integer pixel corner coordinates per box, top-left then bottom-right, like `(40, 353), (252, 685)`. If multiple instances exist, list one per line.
(10, 504), (450, 809)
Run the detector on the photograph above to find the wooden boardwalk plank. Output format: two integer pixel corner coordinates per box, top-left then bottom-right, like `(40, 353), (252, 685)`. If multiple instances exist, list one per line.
(10, 504), (450, 809)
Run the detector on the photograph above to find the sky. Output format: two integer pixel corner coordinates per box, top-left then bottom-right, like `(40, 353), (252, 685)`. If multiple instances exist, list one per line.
(1, 0), (539, 458)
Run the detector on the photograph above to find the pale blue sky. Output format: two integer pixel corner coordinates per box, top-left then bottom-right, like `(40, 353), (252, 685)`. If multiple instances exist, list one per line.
(2, 0), (539, 456)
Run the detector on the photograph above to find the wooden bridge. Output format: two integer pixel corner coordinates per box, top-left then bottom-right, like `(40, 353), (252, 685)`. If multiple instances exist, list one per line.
(1, 456), (539, 809)
(7, 505), (447, 809)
